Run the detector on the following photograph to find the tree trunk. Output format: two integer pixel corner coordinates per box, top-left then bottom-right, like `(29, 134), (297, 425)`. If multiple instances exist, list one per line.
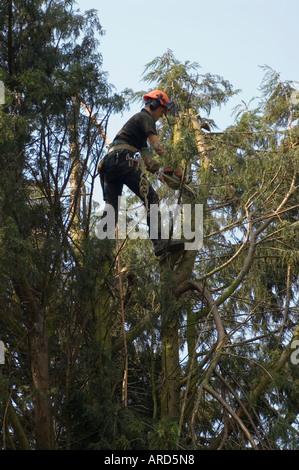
(160, 306), (180, 420)
(69, 96), (82, 243)
(14, 277), (52, 449)
(159, 112), (212, 423)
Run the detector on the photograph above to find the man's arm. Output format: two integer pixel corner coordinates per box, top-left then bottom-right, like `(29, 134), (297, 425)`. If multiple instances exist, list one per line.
(141, 132), (163, 173)
(145, 132), (184, 178)
(147, 132), (164, 156)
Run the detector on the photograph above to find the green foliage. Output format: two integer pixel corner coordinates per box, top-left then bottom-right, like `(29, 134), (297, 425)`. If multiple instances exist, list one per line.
(141, 49), (238, 118)
(0, 2), (298, 451)
(148, 420), (179, 450)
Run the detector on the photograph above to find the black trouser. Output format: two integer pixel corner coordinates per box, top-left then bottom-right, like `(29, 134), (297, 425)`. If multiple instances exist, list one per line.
(99, 150), (160, 241)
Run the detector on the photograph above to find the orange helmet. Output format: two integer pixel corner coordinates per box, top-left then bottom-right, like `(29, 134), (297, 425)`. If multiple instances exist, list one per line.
(143, 89), (172, 112)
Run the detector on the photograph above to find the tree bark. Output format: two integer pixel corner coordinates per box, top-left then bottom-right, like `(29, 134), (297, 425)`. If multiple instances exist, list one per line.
(69, 96), (82, 243)
(161, 308), (180, 420)
(14, 277), (52, 450)
(159, 113), (211, 422)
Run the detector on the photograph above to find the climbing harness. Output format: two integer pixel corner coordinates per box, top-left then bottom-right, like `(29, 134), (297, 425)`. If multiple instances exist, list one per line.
(108, 143), (138, 155)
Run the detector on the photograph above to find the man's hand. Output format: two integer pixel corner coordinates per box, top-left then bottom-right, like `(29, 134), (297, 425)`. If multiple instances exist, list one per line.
(164, 166), (184, 179)
(173, 166), (184, 178)
(148, 161), (160, 173)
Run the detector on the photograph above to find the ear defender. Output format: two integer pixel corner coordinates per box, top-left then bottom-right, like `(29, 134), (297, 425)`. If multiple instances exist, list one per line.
(149, 94), (163, 111)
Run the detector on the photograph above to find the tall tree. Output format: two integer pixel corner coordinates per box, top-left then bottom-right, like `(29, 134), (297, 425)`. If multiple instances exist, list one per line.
(115, 52), (299, 449)
(0, 0), (123, 449)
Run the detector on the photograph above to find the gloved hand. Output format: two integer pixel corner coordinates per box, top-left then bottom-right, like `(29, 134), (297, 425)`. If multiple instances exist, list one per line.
(173, 166), (184, 178)
(164, 166), (184, 179)
(163, 167), (174, 175)
(147, 160), (160, 173)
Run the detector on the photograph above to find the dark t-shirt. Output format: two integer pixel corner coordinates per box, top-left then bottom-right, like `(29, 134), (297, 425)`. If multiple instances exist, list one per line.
(114, 108), (157, 150)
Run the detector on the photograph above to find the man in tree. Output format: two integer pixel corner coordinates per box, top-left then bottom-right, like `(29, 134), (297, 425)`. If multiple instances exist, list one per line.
(98, 89), (184, 256)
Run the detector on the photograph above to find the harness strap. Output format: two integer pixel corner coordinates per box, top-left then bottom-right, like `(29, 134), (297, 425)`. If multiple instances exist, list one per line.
(108, 144), (138, 154)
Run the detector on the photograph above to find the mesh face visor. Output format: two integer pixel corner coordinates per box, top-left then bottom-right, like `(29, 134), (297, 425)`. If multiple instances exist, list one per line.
(155, 95), (176, 115)
(164, 99), (175, 114)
